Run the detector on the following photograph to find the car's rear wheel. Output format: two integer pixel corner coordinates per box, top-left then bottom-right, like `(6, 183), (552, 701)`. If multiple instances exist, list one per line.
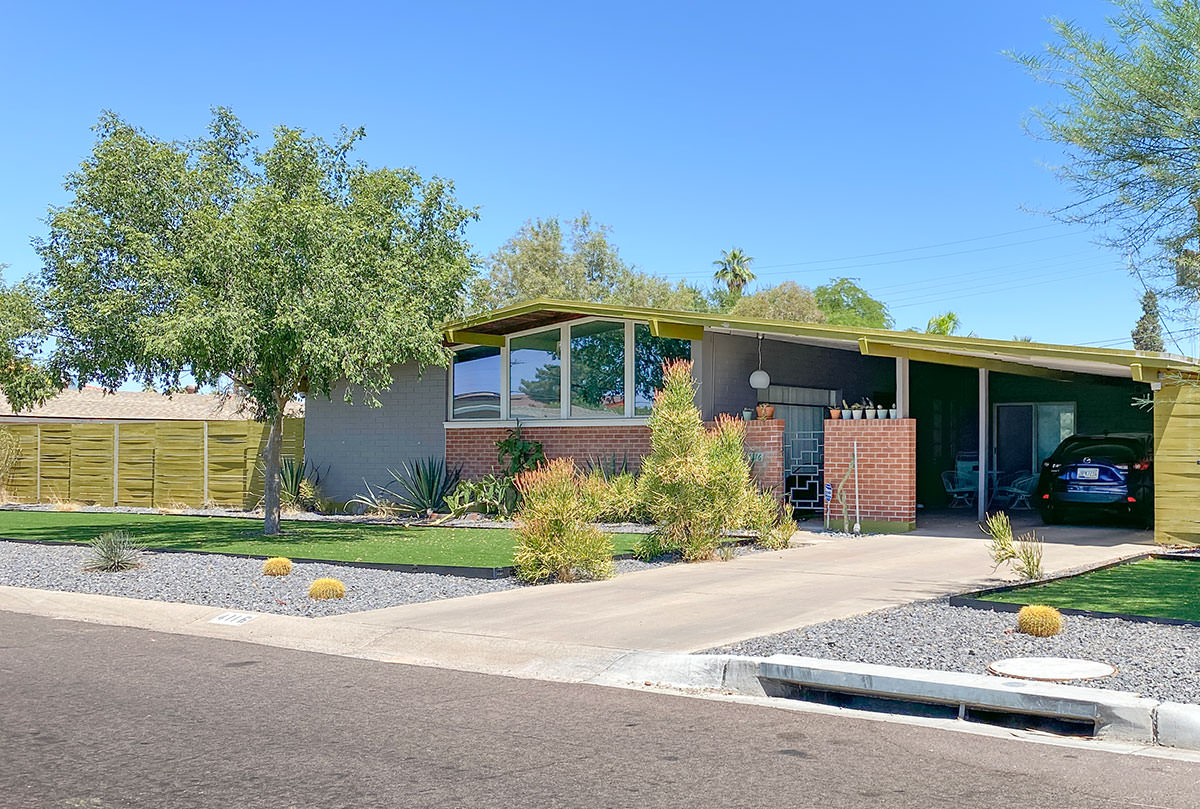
(1040, 505), (1063, 525)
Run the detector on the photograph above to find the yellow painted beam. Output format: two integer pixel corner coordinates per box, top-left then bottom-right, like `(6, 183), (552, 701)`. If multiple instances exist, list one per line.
(444, 329), (505, 348)
(649, 319), (704, 341)
(858, 339), (1131, 384)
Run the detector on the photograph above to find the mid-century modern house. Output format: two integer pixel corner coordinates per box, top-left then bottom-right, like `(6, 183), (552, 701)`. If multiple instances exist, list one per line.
(306, 299), (1200, 544)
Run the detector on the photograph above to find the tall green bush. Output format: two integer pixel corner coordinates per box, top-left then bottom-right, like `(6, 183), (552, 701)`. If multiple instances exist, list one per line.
(637, 360), (762, 561)
(513, 458), (615, 582)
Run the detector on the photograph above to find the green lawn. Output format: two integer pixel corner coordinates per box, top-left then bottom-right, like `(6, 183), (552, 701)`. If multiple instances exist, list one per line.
(0, 510), (643, 569)
(976, 557), (1200, 622)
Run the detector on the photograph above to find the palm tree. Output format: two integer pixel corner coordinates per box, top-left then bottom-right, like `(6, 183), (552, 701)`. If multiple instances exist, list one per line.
(712, 248), (756, 296)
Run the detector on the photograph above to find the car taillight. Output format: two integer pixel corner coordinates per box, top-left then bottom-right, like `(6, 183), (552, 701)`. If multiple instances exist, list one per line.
(1042, 493), (1050, 500)
(1133, 461), (1150, 471)
(1127, 496), (1137, 503)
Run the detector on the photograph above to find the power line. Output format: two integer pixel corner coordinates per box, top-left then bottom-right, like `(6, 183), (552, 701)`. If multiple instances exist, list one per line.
(888, 266), (1124, 309)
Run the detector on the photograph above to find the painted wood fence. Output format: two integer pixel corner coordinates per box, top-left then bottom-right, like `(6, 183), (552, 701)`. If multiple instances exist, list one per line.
(0, 419), (303, 509)
(1154, 383), (1200, 546)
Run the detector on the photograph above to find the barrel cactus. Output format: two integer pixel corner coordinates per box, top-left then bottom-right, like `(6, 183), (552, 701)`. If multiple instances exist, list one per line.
(1016, 604), (1063, 637)
(262, 557), (292, 577)
(308, 577), (346, 600)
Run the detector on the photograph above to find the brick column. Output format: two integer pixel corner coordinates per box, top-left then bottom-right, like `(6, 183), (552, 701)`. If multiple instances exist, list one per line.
(743, 418), (785, 494)
(822, 418), (916, 532)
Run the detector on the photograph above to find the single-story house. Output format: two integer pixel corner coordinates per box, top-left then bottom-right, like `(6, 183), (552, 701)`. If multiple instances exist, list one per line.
(305, 299), (1200, 544)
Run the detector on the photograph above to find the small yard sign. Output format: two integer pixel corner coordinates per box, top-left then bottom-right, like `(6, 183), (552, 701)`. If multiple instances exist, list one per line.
(209, 611), (257, 626)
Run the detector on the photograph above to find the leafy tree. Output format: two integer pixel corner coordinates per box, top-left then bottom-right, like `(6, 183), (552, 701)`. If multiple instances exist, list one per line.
(924, 312), (961, 336)
(30, 109), (475, 534)
(470, 213), (706, 312)
(0, 277), (59, 409)
(712, 248), (756, 298)
(813, 278), (893, 328)
(729, 281), (825, 323)
(1132, 289), (1165, 351)
(1015, 0), (1200, 315)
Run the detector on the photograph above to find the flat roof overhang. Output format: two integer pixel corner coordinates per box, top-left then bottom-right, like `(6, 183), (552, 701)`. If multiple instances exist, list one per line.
(443, 298), (1200, 383)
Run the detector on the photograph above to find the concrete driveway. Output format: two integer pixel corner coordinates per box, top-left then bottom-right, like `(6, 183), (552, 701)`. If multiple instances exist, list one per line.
(339, 517), (1152, 654)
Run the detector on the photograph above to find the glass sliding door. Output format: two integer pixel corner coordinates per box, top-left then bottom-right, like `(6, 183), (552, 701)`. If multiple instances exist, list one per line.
(993, 402), (1076, 479)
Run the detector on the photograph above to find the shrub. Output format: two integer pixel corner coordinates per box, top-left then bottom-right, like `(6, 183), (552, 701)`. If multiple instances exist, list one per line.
(263, 556), (293, 576)
(750, 491), (797, 550)
(637, 360), (767, 561)
(582, 470), (643, 523)
(346, 480), (401, 517)
(84, 530), (143, 572)
(1016, 604), (1063, 637)
(633, 531), (675, 561)
(982, 512), (1044, 579)
(496, 421), (545, 476)
(513, 458), (614, 583)
(308, 577), (346, 600)
(383, 457), (462, 515)
(279, 458), (323, 512)
(446, 474), (516, 518)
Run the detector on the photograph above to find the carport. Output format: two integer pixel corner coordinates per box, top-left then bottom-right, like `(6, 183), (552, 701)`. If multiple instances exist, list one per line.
(856, 333), (1191, 533)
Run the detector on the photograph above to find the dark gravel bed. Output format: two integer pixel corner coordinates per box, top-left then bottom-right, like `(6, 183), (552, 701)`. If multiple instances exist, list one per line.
(707, 601), (1200, 704)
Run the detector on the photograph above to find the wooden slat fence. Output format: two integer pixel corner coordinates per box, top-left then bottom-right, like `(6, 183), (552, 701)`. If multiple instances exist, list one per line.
(0, 419), (303, 510)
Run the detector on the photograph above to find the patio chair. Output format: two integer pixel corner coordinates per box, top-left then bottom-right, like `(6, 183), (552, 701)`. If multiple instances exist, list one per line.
(941, 470), (977, 509)
(992, 473), (1039, 511)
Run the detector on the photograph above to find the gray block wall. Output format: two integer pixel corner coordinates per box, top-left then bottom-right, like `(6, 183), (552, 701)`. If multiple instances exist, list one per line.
(305, 363), (447, 502)
(701, 333), (895, 419)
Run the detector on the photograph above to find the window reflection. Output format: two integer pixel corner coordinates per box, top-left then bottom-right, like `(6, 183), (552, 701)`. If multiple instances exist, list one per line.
(634, 324), (692, 415)
(452, 346), (501, 419)
(510, 328), (561, 418)
(571, 321), (625, 417)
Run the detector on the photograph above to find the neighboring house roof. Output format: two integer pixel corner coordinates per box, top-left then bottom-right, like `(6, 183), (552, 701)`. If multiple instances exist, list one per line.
(444, 298), (1200, 382)
(0, 387), (304, 422)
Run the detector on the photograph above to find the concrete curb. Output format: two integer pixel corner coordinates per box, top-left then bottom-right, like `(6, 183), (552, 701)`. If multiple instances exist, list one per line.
(592, 650), (1194, 750)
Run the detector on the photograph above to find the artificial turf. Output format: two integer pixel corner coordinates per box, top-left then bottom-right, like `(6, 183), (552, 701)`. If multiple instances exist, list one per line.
(976, 557), (1200, 622)
(0, 510), (643, 568)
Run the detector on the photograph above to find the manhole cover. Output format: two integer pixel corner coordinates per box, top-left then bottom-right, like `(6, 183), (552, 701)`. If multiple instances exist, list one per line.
(987, 657), (1116, 681)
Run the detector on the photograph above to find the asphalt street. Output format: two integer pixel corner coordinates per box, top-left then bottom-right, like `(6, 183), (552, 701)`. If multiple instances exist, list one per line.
(2, 610), (1198, 808)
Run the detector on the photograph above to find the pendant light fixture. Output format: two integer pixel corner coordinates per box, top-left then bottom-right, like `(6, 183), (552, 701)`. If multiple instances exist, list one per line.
(749, 334), (771, 390)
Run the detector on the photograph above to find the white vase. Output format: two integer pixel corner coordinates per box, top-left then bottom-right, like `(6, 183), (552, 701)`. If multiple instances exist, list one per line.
(852, 409), (863, 419)
(865, 408), (876, 419)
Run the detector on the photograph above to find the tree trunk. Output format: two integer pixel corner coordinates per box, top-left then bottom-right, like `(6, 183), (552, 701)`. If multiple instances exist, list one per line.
(262, 413), (284, 536)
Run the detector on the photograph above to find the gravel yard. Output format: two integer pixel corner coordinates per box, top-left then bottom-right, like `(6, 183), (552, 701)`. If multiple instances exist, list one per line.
(708, 600), (1200, 704)
(0, 540), (674, 617)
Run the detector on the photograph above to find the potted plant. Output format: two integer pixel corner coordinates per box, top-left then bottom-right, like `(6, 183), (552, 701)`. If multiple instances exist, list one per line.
(742, 407), (753, 421)
(877, 403), (888, 419)
(889, 403), (899, 419)
(829, 405), (842, 420)
(841, 399), (852, 419)
(756, 403), (775, 420)
(850, 402), (863, 419)
(863, 398), (876, 419)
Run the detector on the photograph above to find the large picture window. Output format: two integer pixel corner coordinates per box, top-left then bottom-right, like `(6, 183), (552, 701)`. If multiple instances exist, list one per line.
(570, 321), (625, 417)
(451, 346), (502, 419)
(634, 324), (692, 415)
(450, 319), (694, 422)
(509, 328), (561, 419)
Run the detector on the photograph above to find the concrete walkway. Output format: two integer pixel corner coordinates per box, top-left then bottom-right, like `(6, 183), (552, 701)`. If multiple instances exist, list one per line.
(334, 519), (1153, 653)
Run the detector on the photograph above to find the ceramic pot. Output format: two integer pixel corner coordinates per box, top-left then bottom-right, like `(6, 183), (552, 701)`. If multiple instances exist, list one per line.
(829, 409), (842, 420)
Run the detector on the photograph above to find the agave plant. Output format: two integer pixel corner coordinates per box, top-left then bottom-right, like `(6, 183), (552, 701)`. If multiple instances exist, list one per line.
(84, 530), (144, 572)
(382, 457), (462, 515)
(279, 458), (324, 510)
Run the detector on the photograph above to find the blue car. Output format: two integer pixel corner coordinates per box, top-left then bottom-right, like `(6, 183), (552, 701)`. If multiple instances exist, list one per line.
(1036, 434), (1153, 527)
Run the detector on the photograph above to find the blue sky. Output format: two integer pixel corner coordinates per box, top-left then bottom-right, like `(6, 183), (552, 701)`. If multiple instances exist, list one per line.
(1, 1), (1183, 353)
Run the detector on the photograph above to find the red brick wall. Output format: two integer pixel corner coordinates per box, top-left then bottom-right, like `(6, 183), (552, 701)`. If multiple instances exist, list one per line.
(446, 425), (653, 479)
(445, 418), (785, 491)
(822, 418), (916, 530)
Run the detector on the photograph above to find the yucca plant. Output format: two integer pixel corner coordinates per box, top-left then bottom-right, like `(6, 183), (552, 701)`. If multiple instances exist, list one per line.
(382, 457), (462, 515)
(84, 530), (144, 572)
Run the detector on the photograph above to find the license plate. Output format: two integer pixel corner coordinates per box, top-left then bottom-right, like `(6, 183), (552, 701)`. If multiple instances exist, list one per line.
(1077, 467), (1099, 480)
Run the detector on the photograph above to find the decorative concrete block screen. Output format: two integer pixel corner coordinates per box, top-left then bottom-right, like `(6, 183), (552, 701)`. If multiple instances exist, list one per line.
(823, 418), (916, 532)
(445, 418), (786, 493)
(0, 418), (303, 510)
